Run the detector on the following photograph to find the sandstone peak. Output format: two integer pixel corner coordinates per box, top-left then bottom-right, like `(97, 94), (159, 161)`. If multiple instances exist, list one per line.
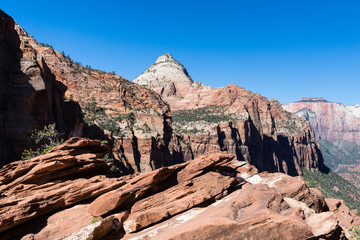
(133, 53), (193, 93)
(155, 53), (176, 64)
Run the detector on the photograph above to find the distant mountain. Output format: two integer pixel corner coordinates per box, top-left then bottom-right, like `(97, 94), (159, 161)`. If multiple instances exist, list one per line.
(283, 98), (360, 145)
(284, 98), (360, 187)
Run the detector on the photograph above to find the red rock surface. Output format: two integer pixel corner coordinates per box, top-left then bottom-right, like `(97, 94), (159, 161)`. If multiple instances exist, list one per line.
(283, 98), (360, 145)
(0, 148), (356, 239)
(325, 198), (360, 228)
(0, 138), (128, 235)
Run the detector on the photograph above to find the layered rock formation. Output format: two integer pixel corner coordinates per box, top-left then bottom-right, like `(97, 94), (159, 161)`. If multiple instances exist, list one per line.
(0, 10), (82, 165)
(283, 98), (360, 145)
(0, 10), (174, 172)
(0, 142), (358, 239)
(134, 54), (324, 176)
(14, 25), (173, 174)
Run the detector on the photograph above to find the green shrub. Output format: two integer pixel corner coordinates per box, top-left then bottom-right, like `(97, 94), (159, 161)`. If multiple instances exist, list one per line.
(306, 180), (317, 188)
(91, 216), (101, 224)
(21, 123), (63, 160)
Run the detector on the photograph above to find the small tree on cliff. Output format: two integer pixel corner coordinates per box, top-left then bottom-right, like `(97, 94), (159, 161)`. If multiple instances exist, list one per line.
(21, 123), (64, 160)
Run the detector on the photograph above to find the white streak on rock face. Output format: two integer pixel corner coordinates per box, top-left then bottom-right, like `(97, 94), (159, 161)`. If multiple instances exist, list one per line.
(127, 208), (206, 240)
(284, 197), (315, 218)
(347, 104), (360, 118)
(245, 174), (264, 185)
(127, 223), (171, 240)
(123, 219), (137, 234)
(175, 208), (206, 223)
(240, 172), (250, 179)
(232, 161), (247, 167)
(265, 175), (284, 188)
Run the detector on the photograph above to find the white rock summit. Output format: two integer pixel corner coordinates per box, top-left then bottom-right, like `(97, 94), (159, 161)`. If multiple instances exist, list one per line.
(133, 53), (195, 97)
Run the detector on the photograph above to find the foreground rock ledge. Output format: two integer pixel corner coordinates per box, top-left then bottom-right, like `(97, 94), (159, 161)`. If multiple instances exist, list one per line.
(0, 145), (359, 239)
(0, 137), (127, 234)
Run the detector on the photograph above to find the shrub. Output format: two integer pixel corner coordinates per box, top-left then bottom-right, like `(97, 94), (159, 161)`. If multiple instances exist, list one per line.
(91, 216), (101, 224)
(306, 180), (317, 188)
(21, 123), (63, 160)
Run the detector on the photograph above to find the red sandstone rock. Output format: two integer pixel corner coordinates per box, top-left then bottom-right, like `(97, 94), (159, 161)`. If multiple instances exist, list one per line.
(30, 204), (93, 240)
(61, 215), (115, 240)
(259, 172), (328, 213)
(0, 149), (355, 239)
(0, 138), (127, 234)
(325, 198), (360, 228)
(134, 54), (324, 176)
(305, 212), (341, 238)
(123, 171), (238, 233)
(122, 184), (314, 240)
(176, 152), (235, 183)
(88, 167), (181, 217)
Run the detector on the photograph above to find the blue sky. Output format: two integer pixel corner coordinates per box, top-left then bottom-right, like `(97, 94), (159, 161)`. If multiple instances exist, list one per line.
(2, 0), (359, 104)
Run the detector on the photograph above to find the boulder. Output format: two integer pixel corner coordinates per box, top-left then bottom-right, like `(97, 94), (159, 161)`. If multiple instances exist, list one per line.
(325, 198), (360, 228)
(0, 138), (126, 234)
(123, 171), (238, 233)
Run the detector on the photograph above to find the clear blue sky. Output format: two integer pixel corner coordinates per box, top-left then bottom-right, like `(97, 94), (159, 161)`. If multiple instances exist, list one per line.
(2, 0), (359, 105)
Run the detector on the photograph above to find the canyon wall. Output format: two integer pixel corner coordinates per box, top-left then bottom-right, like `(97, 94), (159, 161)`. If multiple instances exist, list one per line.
(283, 98), (360, 145)
(0, 10), (82, 165)
(133, 54), (324, 176)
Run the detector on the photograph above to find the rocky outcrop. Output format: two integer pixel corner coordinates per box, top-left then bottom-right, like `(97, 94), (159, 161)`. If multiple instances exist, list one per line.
(326, 198), (360, 228)
(133, 54), (324, 176)
(283, 98), (360, 145)
(118, 155), (348, 240)
(0, 138), (129, 235)
(1, 149), (356, 240)
(0, 10), (83, 165)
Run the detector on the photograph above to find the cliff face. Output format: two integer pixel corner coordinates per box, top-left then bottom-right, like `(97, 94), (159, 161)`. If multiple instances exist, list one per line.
(0, 10), (82, 165)
(134, 54), (324, 176)
(0, 11), (173, 170)
(283, 98), (360, 145)
(22, 38), (173, 175)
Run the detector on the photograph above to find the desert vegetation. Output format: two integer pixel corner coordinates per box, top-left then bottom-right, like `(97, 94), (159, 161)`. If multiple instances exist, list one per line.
(21, 123), (63, 160)
(172, 105), (240, 134)
(302, 168), (360, 211)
